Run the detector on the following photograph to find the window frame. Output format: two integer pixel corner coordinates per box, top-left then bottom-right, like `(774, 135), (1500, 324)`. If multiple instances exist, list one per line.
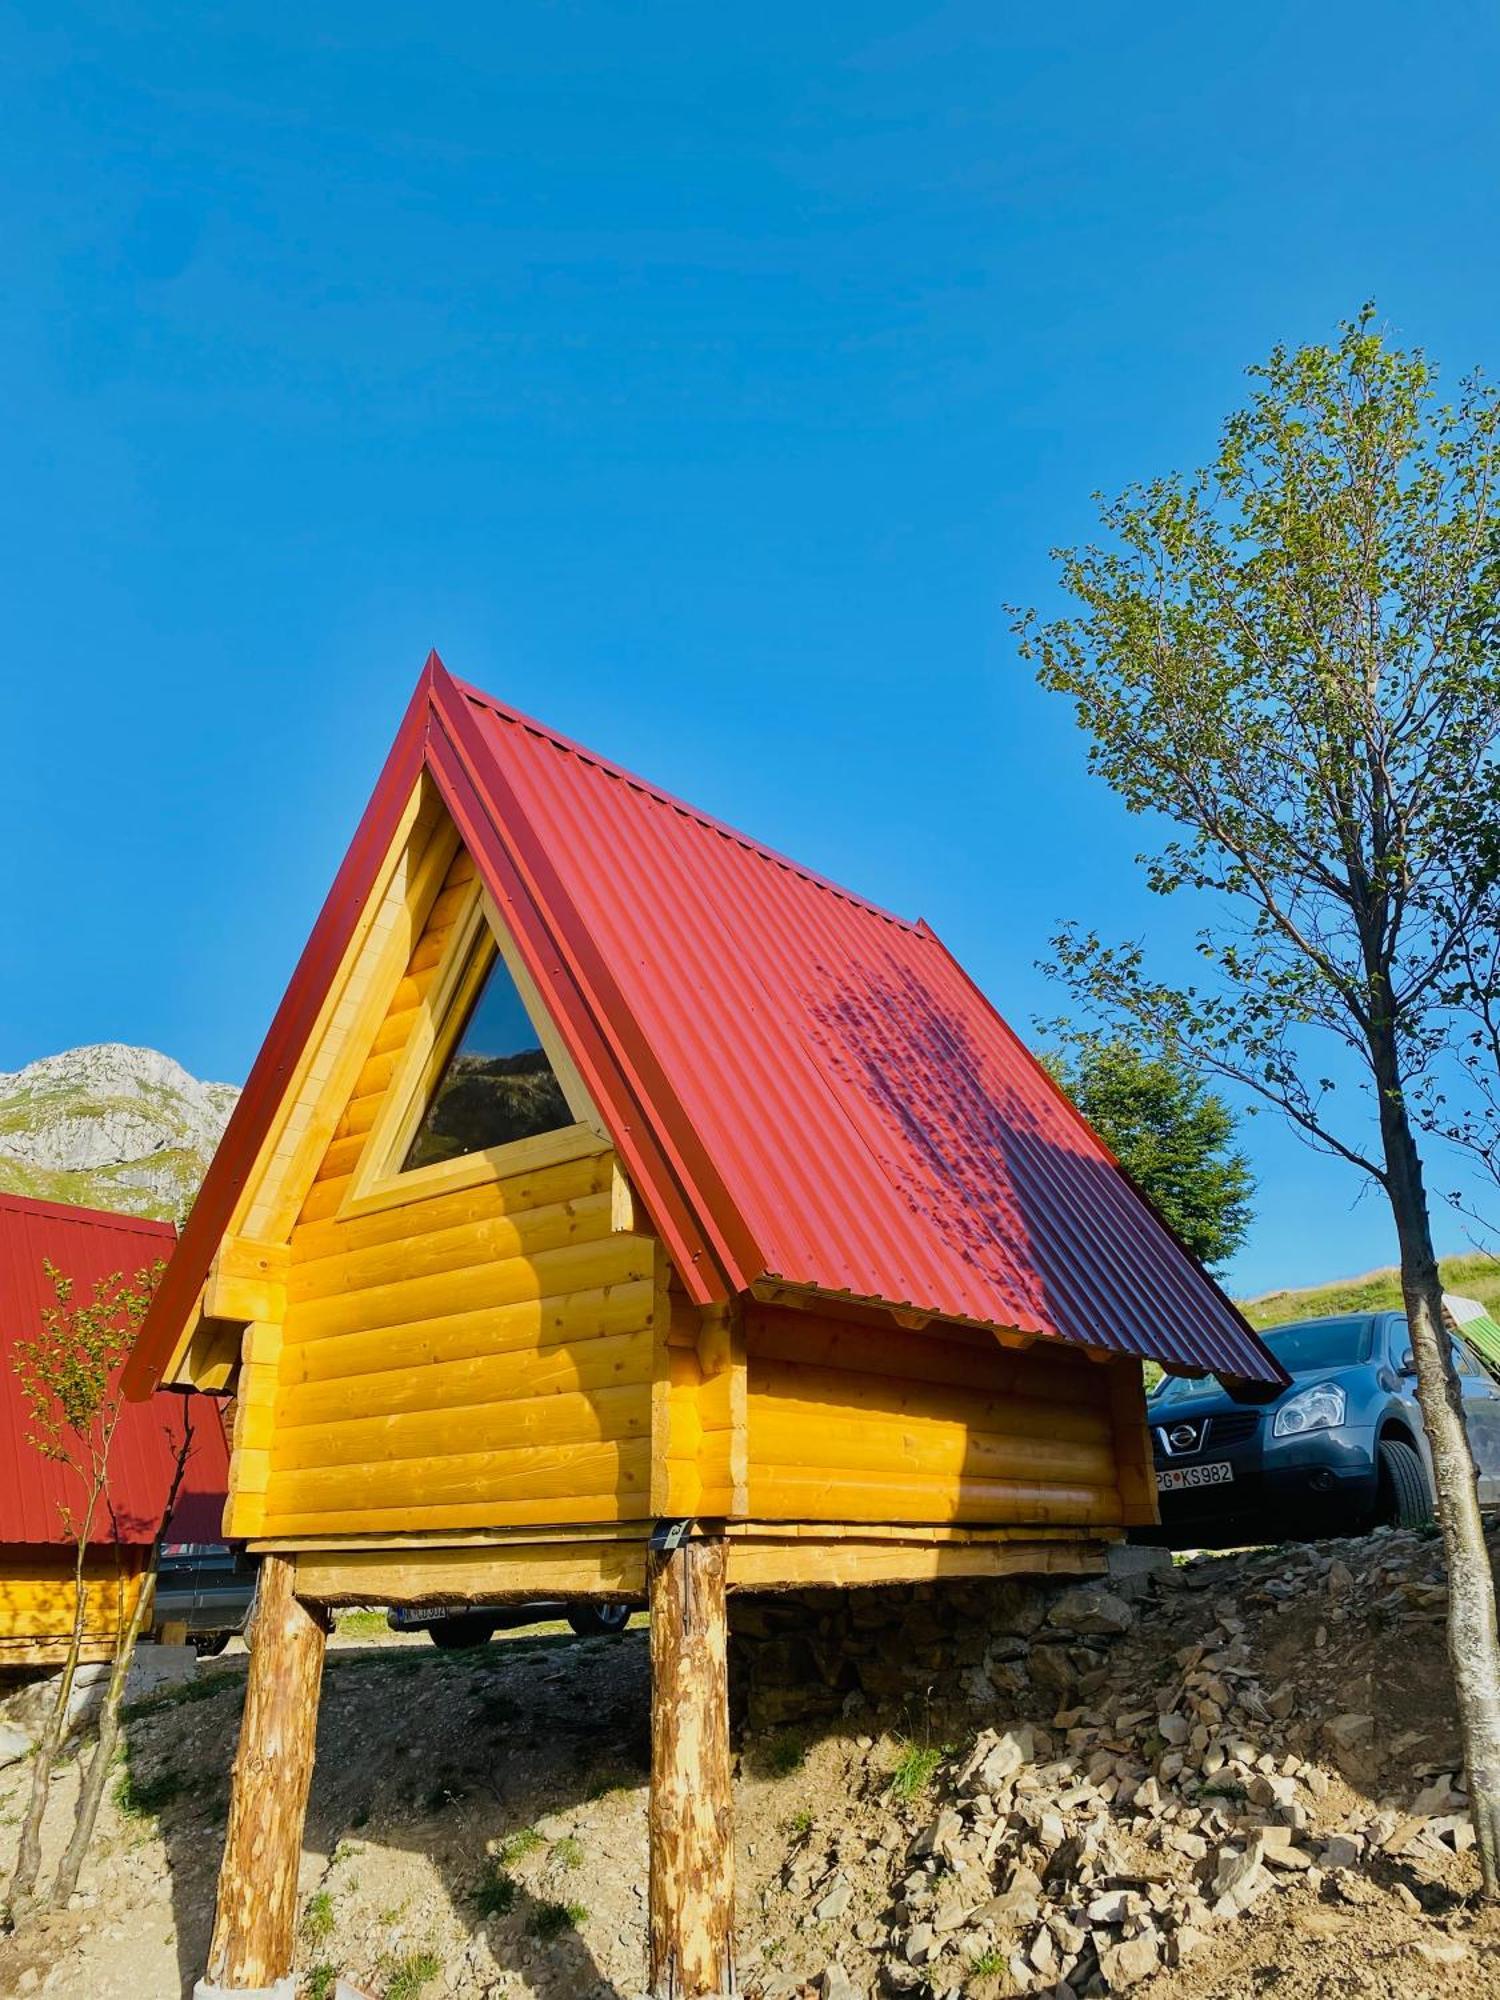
(337, 881), (608, 1222)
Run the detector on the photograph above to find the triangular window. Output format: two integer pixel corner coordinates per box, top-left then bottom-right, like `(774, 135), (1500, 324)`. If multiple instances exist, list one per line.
(401, 946), (574, 1172)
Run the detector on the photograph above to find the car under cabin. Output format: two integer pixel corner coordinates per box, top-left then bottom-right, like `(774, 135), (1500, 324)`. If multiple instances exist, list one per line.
(124, 654), (1280, 1998)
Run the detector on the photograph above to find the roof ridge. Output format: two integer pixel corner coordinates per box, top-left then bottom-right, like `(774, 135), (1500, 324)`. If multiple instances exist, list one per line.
(0, 1189), (177, 1232)
(451, 674), (926, 935)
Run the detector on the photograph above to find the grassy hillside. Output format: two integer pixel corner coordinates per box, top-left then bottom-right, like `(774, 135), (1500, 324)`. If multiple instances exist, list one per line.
(1241, 1252), (1500, 1329)
(0, 1150), (208, 1222)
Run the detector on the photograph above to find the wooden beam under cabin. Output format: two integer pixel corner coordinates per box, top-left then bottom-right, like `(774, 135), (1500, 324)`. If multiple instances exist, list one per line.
(648, 1533), (734, 1999)
(205, 1557), (328, 1991)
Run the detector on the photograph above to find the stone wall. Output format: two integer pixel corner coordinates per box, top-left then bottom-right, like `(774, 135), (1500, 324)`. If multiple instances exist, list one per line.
(729, 1552), (1162, 1736)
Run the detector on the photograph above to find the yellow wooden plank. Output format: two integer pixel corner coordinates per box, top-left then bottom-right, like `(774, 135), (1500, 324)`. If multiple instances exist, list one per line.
(1107, 1356), (1159, 1527)
(334, 1092), (383, 1142)
(264, 1436), (652, 1518)
(276, 1323), (654, 1430)
(266, 1496), (652, 1536)
(291, 1151), (615, 1264)
(749, 1409), (1116, 1488)
(726, 1538), (1107, 1590)
(748, 1359), (1113, 1445)
(746, 1304), (1104, 1404)
(295, 1539), (647, 1605)
(276, 1278), (655, 1390)
(269, 1380), (650, 1473)
(336, 1123), (612, 1225)
(252, 788), (457, 1244)
(649, 1243), (674, 1515)
(748, 1464), (1120, 1526)
(286, 1192), (614, 1304)
(283, 1234), (654, 1345)
(720, 1520), (1107, 1544)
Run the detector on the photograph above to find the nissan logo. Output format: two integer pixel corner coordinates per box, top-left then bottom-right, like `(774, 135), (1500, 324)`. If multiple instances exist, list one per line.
(1168, 1424), (1200, 1452)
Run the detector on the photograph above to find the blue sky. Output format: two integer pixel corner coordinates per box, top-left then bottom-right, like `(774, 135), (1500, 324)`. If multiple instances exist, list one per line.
(4, 3), (1498, 1297)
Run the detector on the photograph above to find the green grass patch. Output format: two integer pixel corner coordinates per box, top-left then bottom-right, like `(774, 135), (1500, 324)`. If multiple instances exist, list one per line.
(1240, 1252), (1500, 1329)
(551, 1834), (584, 1870)
(496, 1825), (545, 1865)
(305, 1967), (337, 2000)
(764, 1734), (805, 1778)
(335, 1609), (390, 1640)
(113, 1764), (184, 1820)
(384, 1950), (442, 1999)
(785, 1806), (814, 1839)
(528, 1900), (587, 1941)
(967, 1944), (1008, 1979)
(301, 1889), (335, 1945)
(474, 1859), (518, 1918)
(889, 1741), (944, 1803)
(122, 1670), (241, 1720)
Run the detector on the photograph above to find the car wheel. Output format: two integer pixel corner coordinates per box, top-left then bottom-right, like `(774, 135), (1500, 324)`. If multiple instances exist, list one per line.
(191, 1630), (231, 1658)
(566, 1603), (632, 1638)
(429, 1615), (496, 1650)
(1377, 1438), (1432, 1528)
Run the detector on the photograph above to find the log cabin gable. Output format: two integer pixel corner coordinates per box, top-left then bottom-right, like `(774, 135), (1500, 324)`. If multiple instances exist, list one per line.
(217, 821), (662, 1542)
(165, 782), (639, 1401)
(338, 871), (611, 1224)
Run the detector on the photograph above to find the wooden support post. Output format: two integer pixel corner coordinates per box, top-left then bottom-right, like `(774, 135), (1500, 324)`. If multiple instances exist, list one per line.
(648, 1532), (735, 1998)
(205, 1556), (328, 1991)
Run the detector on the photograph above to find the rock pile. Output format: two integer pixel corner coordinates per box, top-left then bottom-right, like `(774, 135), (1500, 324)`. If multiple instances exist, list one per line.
(744, 1528), (1493, 1998)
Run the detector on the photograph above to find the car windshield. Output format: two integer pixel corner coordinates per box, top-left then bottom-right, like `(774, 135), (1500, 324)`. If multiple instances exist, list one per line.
(1259, 1316), (1375, 1372)
(1149, 1314), (1374, 1404)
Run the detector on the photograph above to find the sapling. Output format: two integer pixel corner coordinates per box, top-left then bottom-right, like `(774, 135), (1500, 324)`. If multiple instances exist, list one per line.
(5, 1258), (162, 1915)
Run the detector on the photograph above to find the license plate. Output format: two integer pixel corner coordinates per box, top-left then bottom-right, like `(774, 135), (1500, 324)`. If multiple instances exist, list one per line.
(1157, 1460), (1234, 1493)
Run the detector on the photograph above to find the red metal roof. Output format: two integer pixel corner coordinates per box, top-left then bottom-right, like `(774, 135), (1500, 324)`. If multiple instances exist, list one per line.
(0, 1195), (229, 1544)
(127, 653), (1282, 1394)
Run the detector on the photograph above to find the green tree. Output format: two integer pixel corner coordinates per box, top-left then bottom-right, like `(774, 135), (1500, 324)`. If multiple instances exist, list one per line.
(1015, 309), (1500, 1892)
(1040, 1030), (1253, 1272)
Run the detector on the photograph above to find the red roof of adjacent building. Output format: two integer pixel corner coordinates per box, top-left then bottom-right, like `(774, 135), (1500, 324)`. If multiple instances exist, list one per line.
(127, 654), (1282, 1396)
(0, 1194), (229, 1544)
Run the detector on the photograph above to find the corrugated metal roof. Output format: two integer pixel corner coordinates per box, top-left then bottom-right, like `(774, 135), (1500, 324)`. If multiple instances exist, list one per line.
(127, 653), (1283, 1394)
(451, 676), (1280, 1383)
(0, 1194), (229, 1544)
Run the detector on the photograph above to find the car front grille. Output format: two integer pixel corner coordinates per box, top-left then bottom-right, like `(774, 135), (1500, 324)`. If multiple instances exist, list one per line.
(1207, 1410), (1260, 1449)
(1153, 1408), (1261, 1461)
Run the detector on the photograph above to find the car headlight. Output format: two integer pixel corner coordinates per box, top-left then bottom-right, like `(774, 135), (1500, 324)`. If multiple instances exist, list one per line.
(1272, 1382), (1347, 1438)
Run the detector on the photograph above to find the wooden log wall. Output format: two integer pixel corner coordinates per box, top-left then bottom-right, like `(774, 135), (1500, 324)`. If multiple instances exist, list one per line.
(744, 1302), (1135, 1528)
(0, 1548), (149, 1667)
(227, 841), (661, 1543)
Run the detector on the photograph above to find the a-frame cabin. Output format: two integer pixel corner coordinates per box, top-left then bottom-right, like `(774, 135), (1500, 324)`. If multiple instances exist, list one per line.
(126, 654), (1279, 1997)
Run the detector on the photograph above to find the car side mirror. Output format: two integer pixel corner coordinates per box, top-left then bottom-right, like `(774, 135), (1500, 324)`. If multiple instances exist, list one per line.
(1398, 1350), (1417, 1377)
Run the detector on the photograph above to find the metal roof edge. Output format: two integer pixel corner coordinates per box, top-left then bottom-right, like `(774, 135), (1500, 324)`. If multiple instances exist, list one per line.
(450, 674), (925, 935)
(910, 921), (1287, 1388)
(0, 1190), (177, 1237)
(427, 663), (761, 1303)
(122, 657), (441, 1399)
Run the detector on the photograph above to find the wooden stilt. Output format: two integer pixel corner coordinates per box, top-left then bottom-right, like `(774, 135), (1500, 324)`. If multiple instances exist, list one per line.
(648, 1531), (735, 1998)
(205, 1555), (328, 1990)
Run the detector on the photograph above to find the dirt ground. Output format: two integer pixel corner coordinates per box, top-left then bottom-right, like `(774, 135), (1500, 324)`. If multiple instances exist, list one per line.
(2, 1533), (1499, 1999)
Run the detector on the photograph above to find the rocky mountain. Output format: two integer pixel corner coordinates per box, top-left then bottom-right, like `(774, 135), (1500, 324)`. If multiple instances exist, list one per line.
(0, 1045), (239, 1222)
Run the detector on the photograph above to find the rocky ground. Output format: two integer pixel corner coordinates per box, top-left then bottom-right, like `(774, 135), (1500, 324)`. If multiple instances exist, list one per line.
(2, 1526), (1499, 1999)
